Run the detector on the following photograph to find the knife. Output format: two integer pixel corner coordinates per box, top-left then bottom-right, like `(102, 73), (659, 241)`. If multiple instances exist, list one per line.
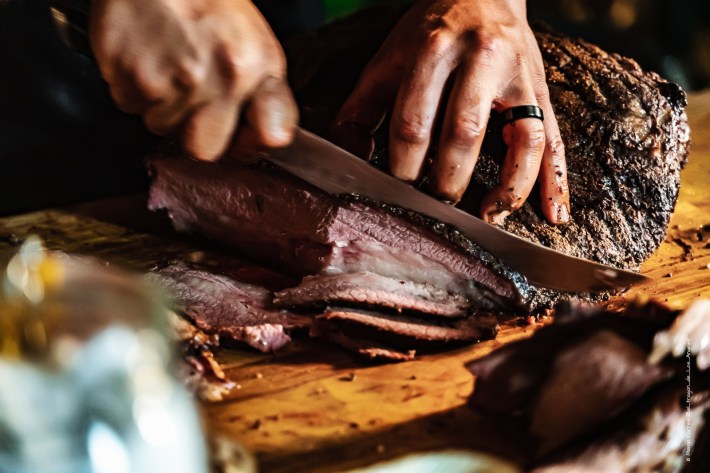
(263, 128), (649, 292)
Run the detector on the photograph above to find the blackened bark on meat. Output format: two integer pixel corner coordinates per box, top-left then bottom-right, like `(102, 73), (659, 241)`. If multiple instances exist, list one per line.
(470, 28), (689, 271)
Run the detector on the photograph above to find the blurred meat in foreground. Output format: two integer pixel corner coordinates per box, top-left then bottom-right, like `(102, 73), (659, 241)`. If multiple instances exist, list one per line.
(467, 298), (710, 472)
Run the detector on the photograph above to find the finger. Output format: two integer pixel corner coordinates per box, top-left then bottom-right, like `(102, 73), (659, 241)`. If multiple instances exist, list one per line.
(106, 71), (148, 115)
(143, 85), (195, 136)
(535, 83), (570, 224)
(104, 60), (148, 115)
(389, 38), (457, 182)
(481, 99), (546, 224)
(229, 77), (298, 163)
(229, 125), (262, 164)
(430, 55), (499, 203)
(332, 58), (399, 160)
(244, 76), (298, 148)
(107, 57), (175, 117)
(182, 98), (240, 161)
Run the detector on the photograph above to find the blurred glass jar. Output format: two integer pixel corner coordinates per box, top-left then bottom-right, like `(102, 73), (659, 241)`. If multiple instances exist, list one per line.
(0, 237), (210, 473)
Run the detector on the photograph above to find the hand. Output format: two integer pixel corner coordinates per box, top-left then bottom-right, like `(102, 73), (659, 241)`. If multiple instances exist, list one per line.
(89, 0), (298, 161)
(649, 300), (710, 371)
(332, 0), (570, 224)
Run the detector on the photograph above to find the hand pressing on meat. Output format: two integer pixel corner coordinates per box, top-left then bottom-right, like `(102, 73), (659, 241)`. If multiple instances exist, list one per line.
(332, 0), (570, 225)
(89, 0), (298, 161)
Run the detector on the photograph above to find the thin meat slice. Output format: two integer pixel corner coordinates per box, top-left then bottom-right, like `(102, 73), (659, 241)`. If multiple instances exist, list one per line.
(274, 272), (470, 317)
(319, 307), (498, 347)
(309, 320), (416, 361)
(148, 261), (307, 353)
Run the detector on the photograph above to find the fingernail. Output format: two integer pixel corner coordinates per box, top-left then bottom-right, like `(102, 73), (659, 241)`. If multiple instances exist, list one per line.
(266, 107), (291, 143)
(556, 203), (570, 224)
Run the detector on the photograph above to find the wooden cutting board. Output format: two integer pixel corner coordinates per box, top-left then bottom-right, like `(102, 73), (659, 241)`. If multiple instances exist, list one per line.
(1, 90), (709, 472)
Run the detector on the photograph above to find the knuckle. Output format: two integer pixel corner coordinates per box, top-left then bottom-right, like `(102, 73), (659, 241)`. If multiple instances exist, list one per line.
(510, 51), (524, 73)
(547, 134), (566, 159)
(424, 30), (454, 60)
(394, 114), (430, 145)
(222, 49), (269, 97)
(523, 126), (546, 153)
(92, 30), (119, 63)
(222, 60), (243, 95)
(216, 45), (248, 95)
(496, 186), (526, 209)
(447, 116), (485, 147)
(533, 69), (549, 89)
(134, 64), (168, 101)
(175, 58), (206, 90)
(476, 33), (502, 57)
(431, 181), (463, 203)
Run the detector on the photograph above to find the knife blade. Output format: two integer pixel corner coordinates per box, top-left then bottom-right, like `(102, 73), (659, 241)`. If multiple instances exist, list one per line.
(263, 128), (649, 292)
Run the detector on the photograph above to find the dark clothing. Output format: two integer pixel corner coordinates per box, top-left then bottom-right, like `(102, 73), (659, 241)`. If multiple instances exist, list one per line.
(0, 0), (154, 215)
(0, 0), (324, 216)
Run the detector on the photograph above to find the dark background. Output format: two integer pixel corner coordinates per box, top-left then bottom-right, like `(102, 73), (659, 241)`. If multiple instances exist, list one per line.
(0, 0), (708, 216)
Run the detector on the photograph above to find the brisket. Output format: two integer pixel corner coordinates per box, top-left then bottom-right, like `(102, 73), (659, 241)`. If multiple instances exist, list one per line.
(466, 299), (710, 471)
(147, 261), (307, 353)
(309, 307), (498, 361)
(533, 386), (710, 473)
(148, 157), (531, 311)
(319, 307), (497, 345)
(273, 272), (471, 317)
(309, 321), (416, 361)
(147, 8), (689, 359)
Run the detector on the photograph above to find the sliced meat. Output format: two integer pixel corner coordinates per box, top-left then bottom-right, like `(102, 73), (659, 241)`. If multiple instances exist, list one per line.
(147, 261), (307, 353)
(527, 329), (668, 455)
(309, 320), (416, 362)
(466, 298), (710, 471)
(148, 158), (531, 311)
(168, 311), (236, 402)
(533, 386), (710, 473)
(147, 8), (688, 360)
(319, 307), (498, 348)
(274, 272), (470, 317)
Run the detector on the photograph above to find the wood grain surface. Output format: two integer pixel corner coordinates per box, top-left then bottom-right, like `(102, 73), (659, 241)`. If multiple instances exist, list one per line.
(0, 90), (708, 472)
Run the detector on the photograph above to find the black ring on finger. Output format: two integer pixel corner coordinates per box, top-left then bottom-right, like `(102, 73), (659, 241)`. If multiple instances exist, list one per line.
(501, 105), (544, 125)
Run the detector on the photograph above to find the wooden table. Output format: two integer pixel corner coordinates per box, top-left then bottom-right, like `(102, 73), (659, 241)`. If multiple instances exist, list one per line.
(1, 91), (709, 472)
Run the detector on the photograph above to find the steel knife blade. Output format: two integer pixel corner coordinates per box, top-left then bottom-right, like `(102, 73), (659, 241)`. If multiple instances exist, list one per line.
(263, 128), (649, 292)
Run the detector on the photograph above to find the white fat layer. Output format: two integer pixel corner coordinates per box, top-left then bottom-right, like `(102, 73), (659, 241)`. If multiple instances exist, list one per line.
(323, 240), (496, 307)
